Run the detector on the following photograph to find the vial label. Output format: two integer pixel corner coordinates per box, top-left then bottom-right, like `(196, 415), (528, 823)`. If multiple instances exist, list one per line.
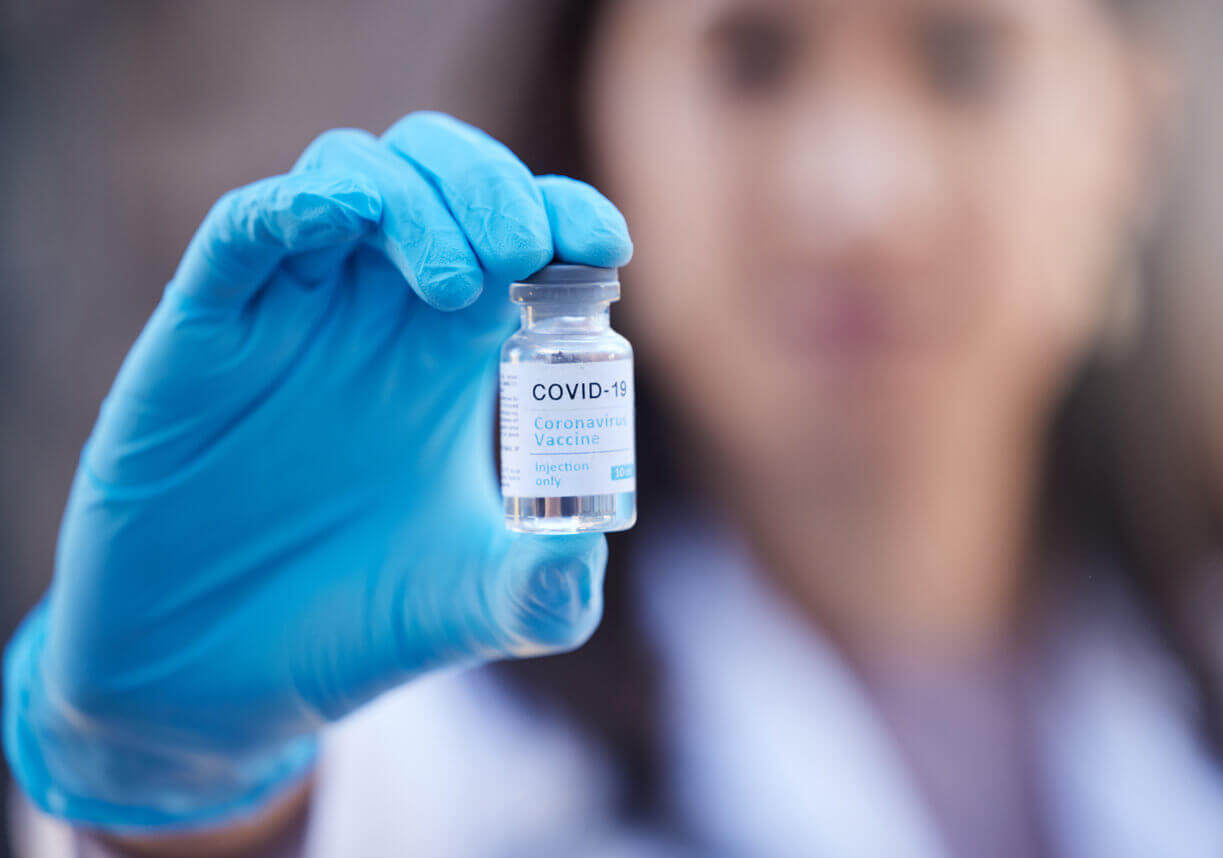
(500, 359), (636, 498)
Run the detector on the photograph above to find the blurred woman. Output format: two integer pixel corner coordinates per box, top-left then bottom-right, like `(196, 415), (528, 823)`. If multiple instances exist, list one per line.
(6, 1), (1223, 856)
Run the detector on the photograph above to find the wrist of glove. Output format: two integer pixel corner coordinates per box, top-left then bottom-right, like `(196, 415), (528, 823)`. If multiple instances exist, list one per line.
(5, 603), (317, 832)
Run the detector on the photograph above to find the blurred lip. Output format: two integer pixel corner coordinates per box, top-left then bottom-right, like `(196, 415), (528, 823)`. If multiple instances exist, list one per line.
(762, 270), (916, 365)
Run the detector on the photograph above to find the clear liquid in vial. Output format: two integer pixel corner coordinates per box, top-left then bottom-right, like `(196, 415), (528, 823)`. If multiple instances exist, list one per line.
(501, 348), (636, 534)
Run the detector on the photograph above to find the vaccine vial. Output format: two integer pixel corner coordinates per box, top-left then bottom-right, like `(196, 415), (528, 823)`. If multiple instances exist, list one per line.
(500, 264), (636, 534)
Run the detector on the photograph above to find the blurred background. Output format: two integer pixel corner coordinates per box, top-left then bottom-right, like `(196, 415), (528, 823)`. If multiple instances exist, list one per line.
(2, 1), (1223, 856)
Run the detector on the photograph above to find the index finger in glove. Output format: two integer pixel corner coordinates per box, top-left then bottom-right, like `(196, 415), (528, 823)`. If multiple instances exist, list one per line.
(381, 112), (553, 285)
(536, 175), (634, 268)
(295, 126), (493, 312)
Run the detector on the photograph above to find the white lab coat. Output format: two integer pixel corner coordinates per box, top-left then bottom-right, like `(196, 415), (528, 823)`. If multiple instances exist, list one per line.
(13, 511), (1223, 857)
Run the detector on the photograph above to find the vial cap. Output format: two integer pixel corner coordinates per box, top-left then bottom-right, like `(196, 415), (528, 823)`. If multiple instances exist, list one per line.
(510, 263), (620, 304)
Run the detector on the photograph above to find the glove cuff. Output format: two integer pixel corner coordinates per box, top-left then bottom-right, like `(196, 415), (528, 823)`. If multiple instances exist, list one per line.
(3, 603), (317, 833)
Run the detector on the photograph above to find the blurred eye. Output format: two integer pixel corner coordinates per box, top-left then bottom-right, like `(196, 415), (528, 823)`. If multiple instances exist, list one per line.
(915, 9), (1011, 105)
(706, 8), (799, 99)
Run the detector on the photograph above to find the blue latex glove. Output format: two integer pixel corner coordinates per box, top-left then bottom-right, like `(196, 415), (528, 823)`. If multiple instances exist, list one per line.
(3, 111), (632, 832)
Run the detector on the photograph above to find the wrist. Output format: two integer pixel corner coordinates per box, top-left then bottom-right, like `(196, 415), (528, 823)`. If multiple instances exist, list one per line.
(3, 603), (317, 833)
(93, 776), (313, 858)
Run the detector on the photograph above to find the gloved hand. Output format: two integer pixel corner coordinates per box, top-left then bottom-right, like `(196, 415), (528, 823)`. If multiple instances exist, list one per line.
(2, 111), (632, 832)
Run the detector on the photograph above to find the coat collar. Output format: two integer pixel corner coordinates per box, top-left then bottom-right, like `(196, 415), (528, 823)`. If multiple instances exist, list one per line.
(637, 513), (1223, 858)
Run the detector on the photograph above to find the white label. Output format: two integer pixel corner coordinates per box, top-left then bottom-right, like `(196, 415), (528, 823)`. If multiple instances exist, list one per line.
(500, 358), (636, 498)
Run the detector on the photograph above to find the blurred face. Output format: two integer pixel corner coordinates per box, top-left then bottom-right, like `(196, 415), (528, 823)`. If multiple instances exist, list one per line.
(586, 0), (1161, 504)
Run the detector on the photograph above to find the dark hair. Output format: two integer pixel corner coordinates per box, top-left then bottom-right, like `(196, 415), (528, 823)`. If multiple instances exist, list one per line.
(488, 0), (1223, 822)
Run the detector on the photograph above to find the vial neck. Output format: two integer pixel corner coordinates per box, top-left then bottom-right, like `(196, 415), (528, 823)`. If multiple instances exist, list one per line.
(521, 302), (612, 332)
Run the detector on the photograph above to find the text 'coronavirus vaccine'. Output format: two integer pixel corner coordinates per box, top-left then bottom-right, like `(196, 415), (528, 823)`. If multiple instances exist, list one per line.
(500, 264), (636, 533)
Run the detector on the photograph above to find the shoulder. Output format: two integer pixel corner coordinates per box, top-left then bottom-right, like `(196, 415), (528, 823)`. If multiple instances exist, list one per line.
(1032, 560), (1223, 858)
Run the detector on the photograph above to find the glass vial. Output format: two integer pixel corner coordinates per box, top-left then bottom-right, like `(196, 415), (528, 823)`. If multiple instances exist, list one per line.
(500, 264), (636, 534)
